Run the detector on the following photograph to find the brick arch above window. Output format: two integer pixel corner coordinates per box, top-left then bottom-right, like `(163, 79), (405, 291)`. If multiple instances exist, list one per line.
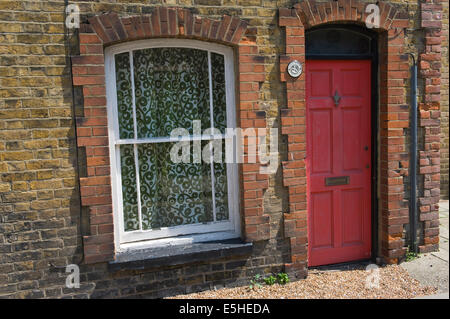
(71, 8), (270, 264)
(86, 8), (249, 46)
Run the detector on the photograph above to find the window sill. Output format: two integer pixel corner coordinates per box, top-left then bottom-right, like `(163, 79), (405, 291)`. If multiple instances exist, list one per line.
(108, 238), (253, 272)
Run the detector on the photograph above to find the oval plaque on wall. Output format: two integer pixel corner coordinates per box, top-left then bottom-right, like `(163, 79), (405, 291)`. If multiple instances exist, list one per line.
(287, 60), (303, 78)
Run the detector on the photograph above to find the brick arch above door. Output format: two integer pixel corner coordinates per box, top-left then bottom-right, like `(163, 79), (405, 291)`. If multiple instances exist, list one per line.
(278, 0), (412, 278)
(71, 8), (271, 264)
(284, 0), (406, 30)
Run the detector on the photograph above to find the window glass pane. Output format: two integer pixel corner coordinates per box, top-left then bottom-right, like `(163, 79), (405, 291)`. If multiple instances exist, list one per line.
(115, 53), (134, 139)
(211, 53), (227, 131)
(306, 28), (371, 56)
(120, 144), (139, 231)
(214, 142), (229, 221)
(138, 142), (213, 229)
(133, 48), (211, 138)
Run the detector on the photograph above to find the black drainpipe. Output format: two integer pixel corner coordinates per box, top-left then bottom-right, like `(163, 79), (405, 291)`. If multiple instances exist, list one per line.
(408, 53), (418, 254)
(50, 1), (85, 272)
(65, 0), (85, 266)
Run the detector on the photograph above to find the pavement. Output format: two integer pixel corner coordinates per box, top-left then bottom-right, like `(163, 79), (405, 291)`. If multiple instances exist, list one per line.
(401, 200), (449, 299)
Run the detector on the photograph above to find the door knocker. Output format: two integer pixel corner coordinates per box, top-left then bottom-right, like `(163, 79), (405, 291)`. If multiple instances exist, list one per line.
(333, 90), (341, 107)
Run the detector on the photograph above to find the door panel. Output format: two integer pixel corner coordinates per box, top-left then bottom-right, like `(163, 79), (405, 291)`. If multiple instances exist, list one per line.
(342, 188), (364, 245)
(341, 69), (361, 96)
(311, 191), (333, 249)
(342, 108), (362, 171)
(307, 60), (372, 267)
(310, 110), (333, 174)
(310, 70), (332, 97)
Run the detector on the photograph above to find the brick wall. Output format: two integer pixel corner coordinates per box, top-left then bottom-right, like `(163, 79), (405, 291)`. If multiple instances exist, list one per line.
(440, 0), (449, 199)
(0, 0), (447, 298)
(418, 0), (443, 253)
(0, 0), (290, 299)
(0, 0), (81, 297)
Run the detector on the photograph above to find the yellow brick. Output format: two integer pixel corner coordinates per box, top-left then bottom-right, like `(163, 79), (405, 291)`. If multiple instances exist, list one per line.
(0, 182), (11, 192)
(37, 170), (54, 180)
(37, 190), (54, 200)
(30, 180), (63, 190)
(237, 0), (261, 6)
(0, 24), (22, 33)
(7, 162), (26, 172)
(6, 121), (25, 129)
(23, 139), (57, 150)
(12, 181), (28, 191)
(15, 12), (50, 23)
(32, 130), (50, 139)
(49, 13), (64, 23)
(25, 159), (60, 170)
(43, 25), (65, 34)
(30, 199), (61, 210)
(0, 1), (24, 10)
(30, 109), (49, 118)
(3, 151), (34, 161)
(20, 77), (53, 87)
(0, 78), (20, 87)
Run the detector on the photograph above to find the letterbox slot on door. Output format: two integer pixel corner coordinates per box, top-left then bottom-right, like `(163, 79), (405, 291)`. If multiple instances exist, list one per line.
(325, 176), (350, 186)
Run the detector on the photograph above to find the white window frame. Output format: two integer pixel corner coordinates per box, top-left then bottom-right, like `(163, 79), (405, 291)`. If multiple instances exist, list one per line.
(105, 39), (240, 252)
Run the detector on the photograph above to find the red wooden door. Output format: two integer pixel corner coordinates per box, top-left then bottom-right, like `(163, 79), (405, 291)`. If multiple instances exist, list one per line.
(306, 60), (372, 266)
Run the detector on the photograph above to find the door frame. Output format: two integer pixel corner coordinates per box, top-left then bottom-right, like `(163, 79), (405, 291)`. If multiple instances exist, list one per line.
(305, 24), (379, 263)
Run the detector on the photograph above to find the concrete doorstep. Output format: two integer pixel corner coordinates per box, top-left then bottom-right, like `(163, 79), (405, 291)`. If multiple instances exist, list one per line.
(401, 200), (449, 299)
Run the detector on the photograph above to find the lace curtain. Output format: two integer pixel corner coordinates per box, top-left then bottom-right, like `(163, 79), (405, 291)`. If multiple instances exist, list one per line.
(114, 48), (229, 232)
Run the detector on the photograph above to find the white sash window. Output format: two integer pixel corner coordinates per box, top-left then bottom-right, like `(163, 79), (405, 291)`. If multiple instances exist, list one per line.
(105, 40), (240, 249)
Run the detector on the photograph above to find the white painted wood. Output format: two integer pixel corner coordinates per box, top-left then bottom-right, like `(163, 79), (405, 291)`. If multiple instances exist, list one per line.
(105, 50), (123, 249)
(119, 231), (242, 253)
(121, 220), (235, 243)
(114, 134), (228, 145)
(207, 51), (217, 222)
(224, 44), (240, 237)
(129, 51), (144, 232)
